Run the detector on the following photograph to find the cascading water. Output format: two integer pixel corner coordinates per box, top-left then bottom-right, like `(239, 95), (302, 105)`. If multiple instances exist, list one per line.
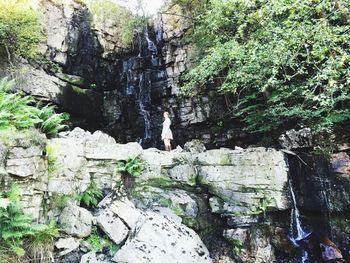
(121, 24), (167, 148)
(289, 180), (311, 263)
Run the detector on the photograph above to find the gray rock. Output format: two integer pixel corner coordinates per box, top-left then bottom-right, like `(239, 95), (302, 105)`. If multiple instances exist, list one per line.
(85, 131), (142, 160)
(97, 210), (129, 244)
(167, 164), (197, 186)
(112, 208), (211, 263)
(184, 140), (206, 154)
(227, 215), (259, 228)
(6, 156), (47, 178)
(60, 203), (93, 238)
(80, 252), (98, 263)
(55, 237), (80, 256)
(331, 152), (350, 179)
(279, 128), (313, 149)
(197, 148), (289, 213)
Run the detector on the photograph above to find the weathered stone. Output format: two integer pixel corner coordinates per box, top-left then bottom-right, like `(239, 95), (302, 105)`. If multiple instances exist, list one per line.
(80, 252), (98, 263)
(55, 237), (80, 256)
(109, 197), (143, 229)
(197, 148), (289, 212)
(331, 152), (350, 178)
(131, 187), (199, 219)
(85, 131), (142, 160)
(6, 156), (47, 178)
(227, 215), (259, 228)
(184, 140), (206, 154)
(60, 203), (93, 238)
(112, 209), (211, 263)
(166, 164), (197, 186)
(223, 228), (249, 244)
(16, 63), (64, 102)
(279, 128), (313, 149)
(97, 210), (129, 244)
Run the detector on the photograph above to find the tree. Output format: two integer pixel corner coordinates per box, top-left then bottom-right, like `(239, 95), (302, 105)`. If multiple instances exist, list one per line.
(179, 0), (350, 135)
(0, 0), (44, 60)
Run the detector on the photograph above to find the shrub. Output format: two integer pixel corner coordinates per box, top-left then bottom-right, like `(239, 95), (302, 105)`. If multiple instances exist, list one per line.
(0, 0), (44, 59)
(84, 0), (147, 46)
(180, 0), (350, 136)
(117, 157), (144, 177)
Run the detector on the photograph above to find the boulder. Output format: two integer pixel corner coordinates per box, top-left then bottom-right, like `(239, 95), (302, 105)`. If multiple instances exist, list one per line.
(55, 237), (80, 256)
(59, 203), (93, 238)
(80, 252), (98, 263)
(85, 131), (142, 160)
(184, 140), (206, 154)
(112, 210), (211, 263)
(279, 128), (313, 149)
(97, 210), (129, 244)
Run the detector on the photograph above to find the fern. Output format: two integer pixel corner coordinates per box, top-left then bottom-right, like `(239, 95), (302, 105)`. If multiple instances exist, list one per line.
(117, 157), (144, 177)
(0, 185), (59, 259)
(0, 185), (34, 256)
(77, 181), (103, 207)
(33, 104), (69, 136)
(0, 78), (69, 136)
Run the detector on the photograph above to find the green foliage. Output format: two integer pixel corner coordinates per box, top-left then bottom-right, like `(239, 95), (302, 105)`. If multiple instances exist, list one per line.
(0, 185), (33, 257)
(32, 104), (69, 136)
(180, 0), (350, 136)
(0, 78), (68, 135)
(84, 0), (147, 47)
(27, 220), (59, 260)
(0, 0), (44, 59)
(46, 143), (58, 175)
(0, 185), (58, 260)
(76, 180), (103, 207)
(117, 157), (144, 177)
(85, 227), (120, 254)
(50, 193), (74, 211)
(86, 227), (104, 252)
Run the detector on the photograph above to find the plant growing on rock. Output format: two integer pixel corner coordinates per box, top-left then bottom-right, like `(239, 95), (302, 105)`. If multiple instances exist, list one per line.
(117, 157), (144, 178)
(0, 78), (68, 135)
(0, 185), (59, 261)
(76, 180), (103, 208)
(85, 227), (120, 255)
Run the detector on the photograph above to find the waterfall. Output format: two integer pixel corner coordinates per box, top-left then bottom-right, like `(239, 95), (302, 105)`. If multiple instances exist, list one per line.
(121, 24), (166, 148)
(288, 180), (311, 262)
(137, 72), (152, 145)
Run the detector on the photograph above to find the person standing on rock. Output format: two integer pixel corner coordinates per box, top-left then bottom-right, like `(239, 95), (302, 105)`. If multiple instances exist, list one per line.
(161, 111), (173, 151)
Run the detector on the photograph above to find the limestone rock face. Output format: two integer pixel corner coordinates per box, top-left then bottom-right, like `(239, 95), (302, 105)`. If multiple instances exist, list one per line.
(59, 203), (93, 238)
(197, 147), (290, 214)
(111, 198), (211, 263)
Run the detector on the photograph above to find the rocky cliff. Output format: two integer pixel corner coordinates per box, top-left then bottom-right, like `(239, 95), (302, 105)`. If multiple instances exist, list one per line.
(1, 127), (349, 262)
(0, 0), (246, 149)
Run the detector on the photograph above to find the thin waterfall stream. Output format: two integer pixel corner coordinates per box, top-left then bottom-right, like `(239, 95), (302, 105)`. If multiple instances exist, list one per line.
(289, 179), (311, 263)
(122, 25), (166, 148)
